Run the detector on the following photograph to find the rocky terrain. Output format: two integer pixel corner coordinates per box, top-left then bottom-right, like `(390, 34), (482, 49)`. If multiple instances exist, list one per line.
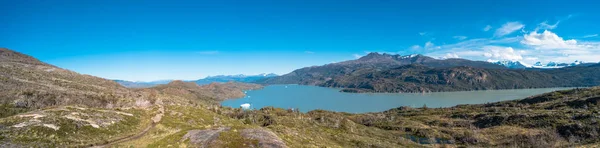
(326, 64), (599, 93)
(1, 48), (600, 147)
(0, 48), (149, 117)
(259, 52), (600, 93)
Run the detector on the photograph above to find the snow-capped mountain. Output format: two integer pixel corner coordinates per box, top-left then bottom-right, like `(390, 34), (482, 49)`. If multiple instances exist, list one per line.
(491, 60), (528, 69)
(492, 60), (586, 69)
(531, 61), (585, 68)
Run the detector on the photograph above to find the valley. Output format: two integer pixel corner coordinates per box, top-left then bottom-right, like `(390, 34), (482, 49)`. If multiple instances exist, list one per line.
(1, 48), (600, 147)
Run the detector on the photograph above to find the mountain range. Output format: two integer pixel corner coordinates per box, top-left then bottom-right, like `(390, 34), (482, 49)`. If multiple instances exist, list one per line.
(259, 52), (600, 93)
(114, 73), (277, 88)
(2, 48), (600, 147)
(194, 73), (278, 85)
(492, 60), (593, 69)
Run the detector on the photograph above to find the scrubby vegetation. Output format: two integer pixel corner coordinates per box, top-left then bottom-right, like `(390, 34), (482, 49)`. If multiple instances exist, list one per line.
(2, 48), (600, 147)
(0, 106), (152, 147)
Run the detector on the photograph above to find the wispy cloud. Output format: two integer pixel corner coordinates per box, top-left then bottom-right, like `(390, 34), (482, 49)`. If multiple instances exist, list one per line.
(304, 51), (315, 54)
(419, 32), (427, 36)
(196, 51), (219, 55)
(409, 41), (441, 52)
(536, 21), (559, 31)
(483, 25), (492, 32)
(583, 34), (598, 38)
(442, 53), (460, 59)
(494, 22), (525, 37)
(353, 54), (362, 59)
(424, 41), (435, 48)
(453, 36), (468, 40)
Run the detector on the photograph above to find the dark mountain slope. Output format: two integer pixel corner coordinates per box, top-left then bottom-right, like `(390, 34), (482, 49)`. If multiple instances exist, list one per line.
(324, 64), (600, 93)
(260, 52), (600, 93)
(258, 53), (504, 85)
(322, 64), (566, 93)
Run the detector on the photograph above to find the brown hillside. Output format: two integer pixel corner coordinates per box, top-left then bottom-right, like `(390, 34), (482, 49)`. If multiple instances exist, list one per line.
(0, 48), (143, 111)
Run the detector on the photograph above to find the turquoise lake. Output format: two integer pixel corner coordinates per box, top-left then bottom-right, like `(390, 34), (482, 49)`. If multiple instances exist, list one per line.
(221, 85), (574, 113)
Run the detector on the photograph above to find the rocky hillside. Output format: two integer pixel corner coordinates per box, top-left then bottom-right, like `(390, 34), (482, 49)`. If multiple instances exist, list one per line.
(347, 86), (600, 147)
(0, 48), (146, 115)
(260, 52), (600, 93)
(258, 52), (505, 85)
(324, 64), (600, 93)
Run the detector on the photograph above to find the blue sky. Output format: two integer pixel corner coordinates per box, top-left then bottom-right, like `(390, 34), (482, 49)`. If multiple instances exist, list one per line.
(1, 0), (600, 81)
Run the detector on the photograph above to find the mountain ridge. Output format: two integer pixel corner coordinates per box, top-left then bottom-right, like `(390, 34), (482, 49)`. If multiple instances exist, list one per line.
(0, 48), (142, 111)
(259, 52), (600, 93)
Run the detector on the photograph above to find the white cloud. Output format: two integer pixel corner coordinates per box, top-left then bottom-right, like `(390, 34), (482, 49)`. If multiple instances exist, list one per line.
(424, 41), (435, 48)
(483, 25), (492, 32)
(482, 46), (523, 61)
(519, 30), (600, 63)
(408, 41), (441, 52)
(417, 20), (600, 65)
(453, 36), (468, 40)
(353, 54), (362, 59)
(419, 32), (427, 36)
(443, 53), (460, 59)
(494, 22), (525, 37)
(196, 51), (219, 55)
(424, 41), (441, 50)
(521, 30), (580, 49)
(409, 45), (421, 50)
(583, 34), (598, 38)
(305, 51), (315, 54)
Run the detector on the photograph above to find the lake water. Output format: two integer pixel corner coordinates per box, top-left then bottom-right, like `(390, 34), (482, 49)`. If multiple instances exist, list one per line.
(221, 85), (574, 113)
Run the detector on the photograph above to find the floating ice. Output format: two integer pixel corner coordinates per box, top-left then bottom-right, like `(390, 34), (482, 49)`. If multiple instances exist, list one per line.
(240, 103), (251, 109)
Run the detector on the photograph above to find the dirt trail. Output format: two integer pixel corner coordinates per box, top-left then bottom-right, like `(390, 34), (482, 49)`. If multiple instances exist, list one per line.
(90, 99), (164, 148)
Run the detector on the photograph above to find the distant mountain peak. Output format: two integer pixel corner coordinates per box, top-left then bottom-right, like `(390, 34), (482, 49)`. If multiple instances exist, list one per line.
(493, 60), (589, 69)
(357, 52), (426, 62)
(196, 73), (278, 85)
(358, 52), (392, 60)
(491, 60), (528, 69)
